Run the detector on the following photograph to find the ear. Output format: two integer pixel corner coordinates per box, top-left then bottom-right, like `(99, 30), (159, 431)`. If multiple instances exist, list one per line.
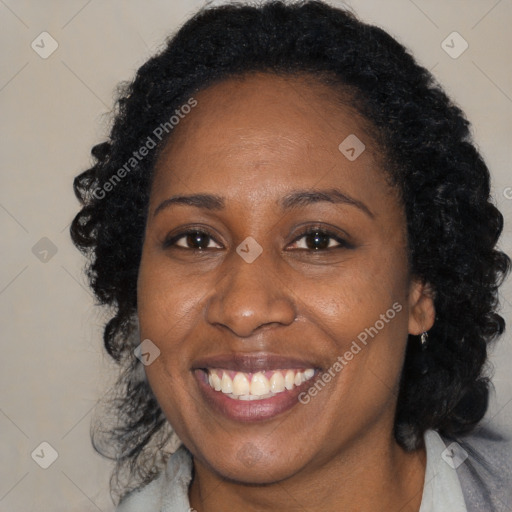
(408, 279), (435, 335)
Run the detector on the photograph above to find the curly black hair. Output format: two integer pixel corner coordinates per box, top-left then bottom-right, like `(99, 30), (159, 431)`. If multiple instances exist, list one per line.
(70, 0), (510, 502)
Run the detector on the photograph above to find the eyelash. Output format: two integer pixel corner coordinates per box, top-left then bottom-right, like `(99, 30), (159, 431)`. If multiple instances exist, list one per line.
(162, 226), (352, 251)
(289, 227), (352, 250)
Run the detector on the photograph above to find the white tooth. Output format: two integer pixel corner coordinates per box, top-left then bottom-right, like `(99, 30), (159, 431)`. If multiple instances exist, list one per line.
(304, 369), (315, 380)
(284, 370), (295, 390)
(210, 372), (222, 391)
(294, 371), (303, 386)
(251, 372), (270, 396)
(221, 372), (233, 394)
(239, 393), (274, 401)
(270, 371), (285, 393)
(233, 372), (250, 396)
(208, 374), (214, 387)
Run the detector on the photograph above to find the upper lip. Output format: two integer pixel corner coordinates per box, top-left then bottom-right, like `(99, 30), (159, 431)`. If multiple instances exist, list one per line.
(192, 353), (320, 373)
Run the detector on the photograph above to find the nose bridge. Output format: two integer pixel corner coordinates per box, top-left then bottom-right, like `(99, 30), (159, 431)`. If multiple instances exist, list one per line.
(206, 248), (296, 337)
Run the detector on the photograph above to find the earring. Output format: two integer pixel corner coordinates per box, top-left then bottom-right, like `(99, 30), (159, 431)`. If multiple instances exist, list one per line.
(415, 331), (430, 376)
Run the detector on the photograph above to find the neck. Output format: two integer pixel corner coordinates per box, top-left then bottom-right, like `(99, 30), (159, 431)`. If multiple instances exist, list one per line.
(188, 431), (427, 512)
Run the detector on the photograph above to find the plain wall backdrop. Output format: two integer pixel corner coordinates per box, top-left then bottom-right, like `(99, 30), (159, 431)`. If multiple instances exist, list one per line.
(1, 0), (511, 510)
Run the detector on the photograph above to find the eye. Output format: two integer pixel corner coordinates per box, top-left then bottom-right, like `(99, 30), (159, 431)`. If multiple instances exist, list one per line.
(163, 229), (222, 250)
(288, 228), (351, 251)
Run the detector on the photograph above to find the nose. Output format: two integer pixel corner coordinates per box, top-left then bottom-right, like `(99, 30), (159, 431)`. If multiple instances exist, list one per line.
(206, 250), (297, 337)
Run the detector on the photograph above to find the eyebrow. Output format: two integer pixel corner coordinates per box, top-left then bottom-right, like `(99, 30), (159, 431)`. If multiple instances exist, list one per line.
(153, 188), (374, 218)
(280, 189), (374, 218)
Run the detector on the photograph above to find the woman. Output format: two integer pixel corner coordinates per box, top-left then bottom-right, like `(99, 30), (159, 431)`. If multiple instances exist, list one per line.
(71, 1), (511, 510)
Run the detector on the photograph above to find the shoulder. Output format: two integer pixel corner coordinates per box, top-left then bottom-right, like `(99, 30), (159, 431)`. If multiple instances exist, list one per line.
(441, 424), (512, 512)
(116, 445), (194, 512)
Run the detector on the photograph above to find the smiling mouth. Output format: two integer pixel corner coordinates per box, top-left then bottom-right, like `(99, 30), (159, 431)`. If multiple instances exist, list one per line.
(192, 353), (321, 421)
(203, 368), (316, 400)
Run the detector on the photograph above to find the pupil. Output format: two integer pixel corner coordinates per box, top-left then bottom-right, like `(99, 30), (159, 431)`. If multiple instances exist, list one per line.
(307, 231), (329, 250)
(187, 231), (209, 249)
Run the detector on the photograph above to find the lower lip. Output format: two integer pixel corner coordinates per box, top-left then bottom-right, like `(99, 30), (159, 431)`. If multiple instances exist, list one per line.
(194, 370), (314, 422)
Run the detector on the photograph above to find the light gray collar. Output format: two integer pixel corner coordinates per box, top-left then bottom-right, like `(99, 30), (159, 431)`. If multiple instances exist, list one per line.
(420, 430), (467, 512)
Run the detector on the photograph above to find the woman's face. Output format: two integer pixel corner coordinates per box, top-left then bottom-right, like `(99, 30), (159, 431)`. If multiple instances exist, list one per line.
(137, 73), (434, 483)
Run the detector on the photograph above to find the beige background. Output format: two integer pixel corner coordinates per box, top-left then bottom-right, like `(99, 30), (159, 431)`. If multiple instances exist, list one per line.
(1, 0), (511, 510)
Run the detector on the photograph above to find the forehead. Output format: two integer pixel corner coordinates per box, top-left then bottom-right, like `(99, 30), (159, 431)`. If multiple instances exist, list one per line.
(151, 72), (392, 209)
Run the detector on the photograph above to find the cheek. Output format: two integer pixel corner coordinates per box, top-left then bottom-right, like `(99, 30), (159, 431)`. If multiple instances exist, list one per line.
(137, 256), (204, 436)
(137, 252), (204, 334)
(296, 250), (408, 341)
(136, 254), (208, 395)
(293, 247), (410, 406)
